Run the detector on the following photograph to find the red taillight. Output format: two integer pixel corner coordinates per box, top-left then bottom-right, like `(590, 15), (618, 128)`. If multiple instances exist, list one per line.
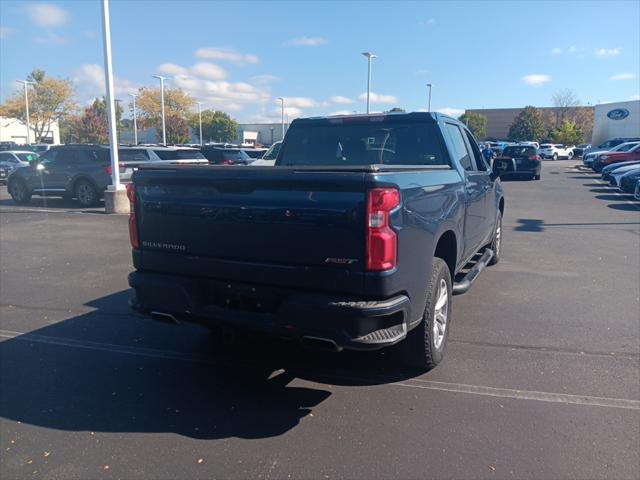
(126, 183), (139, 249)
(222, 160), (233, 165)
(528, 155), (540, 161)
(104, 165), (112, 175)
(366, 188), (400, 271)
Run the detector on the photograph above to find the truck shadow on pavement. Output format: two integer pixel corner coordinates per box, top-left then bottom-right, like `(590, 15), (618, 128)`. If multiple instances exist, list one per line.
(0, 290), (418, 440)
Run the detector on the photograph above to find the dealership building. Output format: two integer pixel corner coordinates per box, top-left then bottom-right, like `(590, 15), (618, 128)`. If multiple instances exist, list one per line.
(591, 100), (640, 146)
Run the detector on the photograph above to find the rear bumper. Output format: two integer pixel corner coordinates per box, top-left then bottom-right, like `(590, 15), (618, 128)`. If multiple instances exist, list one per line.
(493, 158), (540, 175)
(128, 270), (411, 351)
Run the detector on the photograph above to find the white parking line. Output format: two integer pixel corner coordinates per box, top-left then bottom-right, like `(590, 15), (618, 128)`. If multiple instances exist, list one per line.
(1, 328), (638, 410)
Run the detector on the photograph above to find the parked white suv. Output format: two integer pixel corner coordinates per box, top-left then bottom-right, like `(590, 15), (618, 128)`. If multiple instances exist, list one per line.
(538, 144), (574, 160)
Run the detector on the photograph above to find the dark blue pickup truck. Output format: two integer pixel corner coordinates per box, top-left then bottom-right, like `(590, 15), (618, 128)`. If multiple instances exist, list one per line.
(128, 112), (505, 370)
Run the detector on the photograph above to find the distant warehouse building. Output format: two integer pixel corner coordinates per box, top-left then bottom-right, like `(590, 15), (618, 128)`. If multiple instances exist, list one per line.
(464, 106), (594, 141)
(237, 123), (288, 146)
(0, 116), (60, 144)
(591, 100), (640, 146)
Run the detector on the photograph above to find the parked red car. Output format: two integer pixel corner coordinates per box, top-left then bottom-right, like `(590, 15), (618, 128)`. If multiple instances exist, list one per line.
(592, 144), (640, 172)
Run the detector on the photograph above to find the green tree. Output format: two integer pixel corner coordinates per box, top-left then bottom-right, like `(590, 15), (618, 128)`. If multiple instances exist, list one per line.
(0, 68), (75, 143)
(191, 110), (239, 143)
(549, 119), (584, 145)
(136, 87), (193, 144)
(507, 106), (545, 142)
(458, 111), (487, 139)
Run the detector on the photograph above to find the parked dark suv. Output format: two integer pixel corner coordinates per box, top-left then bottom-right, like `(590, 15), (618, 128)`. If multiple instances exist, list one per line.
(199, 147), (253, 165)
(7, 144), (112, 207)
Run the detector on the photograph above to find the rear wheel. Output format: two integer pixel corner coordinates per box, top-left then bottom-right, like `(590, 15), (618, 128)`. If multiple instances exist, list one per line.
(552, 153), (558, 161)
(8, 178), (32, 204)
(398, 258), (452, 371)
(75, 179), (99, 207)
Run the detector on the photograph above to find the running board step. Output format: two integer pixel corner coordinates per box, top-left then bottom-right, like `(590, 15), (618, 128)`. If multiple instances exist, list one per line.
(352, 324), (407, 345)
(452, 248), (494, 295)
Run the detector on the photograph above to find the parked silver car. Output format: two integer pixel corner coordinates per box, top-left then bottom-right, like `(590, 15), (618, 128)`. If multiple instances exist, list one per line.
(0, 150), (39, 177)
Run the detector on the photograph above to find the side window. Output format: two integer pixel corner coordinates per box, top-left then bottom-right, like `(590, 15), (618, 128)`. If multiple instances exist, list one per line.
(39, 149), (59, 165)
(0, 152), (11, 162)
(463, 129), (488, 171)
(445, 123), (474, 171)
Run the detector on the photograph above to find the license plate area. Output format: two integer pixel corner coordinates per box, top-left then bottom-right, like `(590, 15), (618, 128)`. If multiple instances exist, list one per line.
(204, 281), (281, 313)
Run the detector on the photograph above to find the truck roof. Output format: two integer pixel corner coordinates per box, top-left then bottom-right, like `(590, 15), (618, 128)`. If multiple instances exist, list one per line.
(296, 111), (452, 125)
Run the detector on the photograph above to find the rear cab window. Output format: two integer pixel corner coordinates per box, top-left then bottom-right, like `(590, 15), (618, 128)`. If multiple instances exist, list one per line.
(279, 119), (449, 167)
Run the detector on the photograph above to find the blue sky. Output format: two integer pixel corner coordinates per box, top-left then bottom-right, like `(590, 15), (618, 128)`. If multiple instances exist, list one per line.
(1, 0), (639, 122)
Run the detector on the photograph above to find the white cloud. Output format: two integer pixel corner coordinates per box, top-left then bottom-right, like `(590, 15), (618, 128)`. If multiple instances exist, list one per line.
(83, 30), (96, 40)
(436, 107), (464, 118)
(27, 3), (68, 27)
(0, 27), (13, 40)
(330, 109), (357, 116)
(251, 74), (279, 85)
(629, 94), (640, 101)
(568, 46), (578, 53)
(33, 31), (67, 44)
(194, 47), (259, 65)
(276, 97), (318, 108)
(610, 73), (636, 81)
(522, 74), (551, 86)
(273, 106), (303, 117)
(357, 92), (398, 104)
(189, 62), (227, 80)
(157, 63), (188, 76)
(329, 95), (354, 104)
(551, 47), (562, 54)
(284, 36), (327, 47)
(595, 47), (620, 58)
(72, 64), (139, 104)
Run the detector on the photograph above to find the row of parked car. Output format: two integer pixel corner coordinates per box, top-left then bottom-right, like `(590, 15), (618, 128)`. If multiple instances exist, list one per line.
(581, 138), (640, 199)
(481, 141), (593, 160)
(1, 142), (283, 206)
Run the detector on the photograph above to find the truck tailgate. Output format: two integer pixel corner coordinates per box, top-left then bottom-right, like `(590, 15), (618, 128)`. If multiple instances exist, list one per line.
(133, 166), (367, 288)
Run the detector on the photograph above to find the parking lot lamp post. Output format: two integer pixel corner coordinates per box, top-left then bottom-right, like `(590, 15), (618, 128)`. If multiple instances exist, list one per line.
(129, 93), (138, 145)
(152, 75), (167, 145)
(100, 0), (121, 190)
(278, 97), (285, 140)
(16, 80), (35, 145)
(362, 52), (376, 114)
(426, 83), (433, 112)
(197, 102), (203, 146)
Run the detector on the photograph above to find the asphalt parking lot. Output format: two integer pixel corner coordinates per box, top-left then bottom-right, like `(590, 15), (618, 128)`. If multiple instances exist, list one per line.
(1, 160), (638, 480)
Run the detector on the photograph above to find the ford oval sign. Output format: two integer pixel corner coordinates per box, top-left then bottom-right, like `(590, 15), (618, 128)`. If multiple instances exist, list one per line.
(607, 108), (630, 120)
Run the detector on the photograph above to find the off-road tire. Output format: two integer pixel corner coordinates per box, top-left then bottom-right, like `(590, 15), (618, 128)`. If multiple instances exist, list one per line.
(398, 258), (452, 371)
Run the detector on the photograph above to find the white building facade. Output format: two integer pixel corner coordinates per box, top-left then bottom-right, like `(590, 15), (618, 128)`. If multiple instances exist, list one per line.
(591, 100), (640, 146)
(0, 116), (61, 145)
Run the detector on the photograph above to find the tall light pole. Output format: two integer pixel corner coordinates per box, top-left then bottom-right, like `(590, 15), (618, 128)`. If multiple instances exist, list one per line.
(277, 97), (285, 140)
(196, 101), (203, 146)
(362, 52), (377, 114)
(101, 0), (121, 190)
(426, 83), (433, 112)
(16, 80), (35, 144)
(152, 75), (167, 145)
(129, 93), (138, 145)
